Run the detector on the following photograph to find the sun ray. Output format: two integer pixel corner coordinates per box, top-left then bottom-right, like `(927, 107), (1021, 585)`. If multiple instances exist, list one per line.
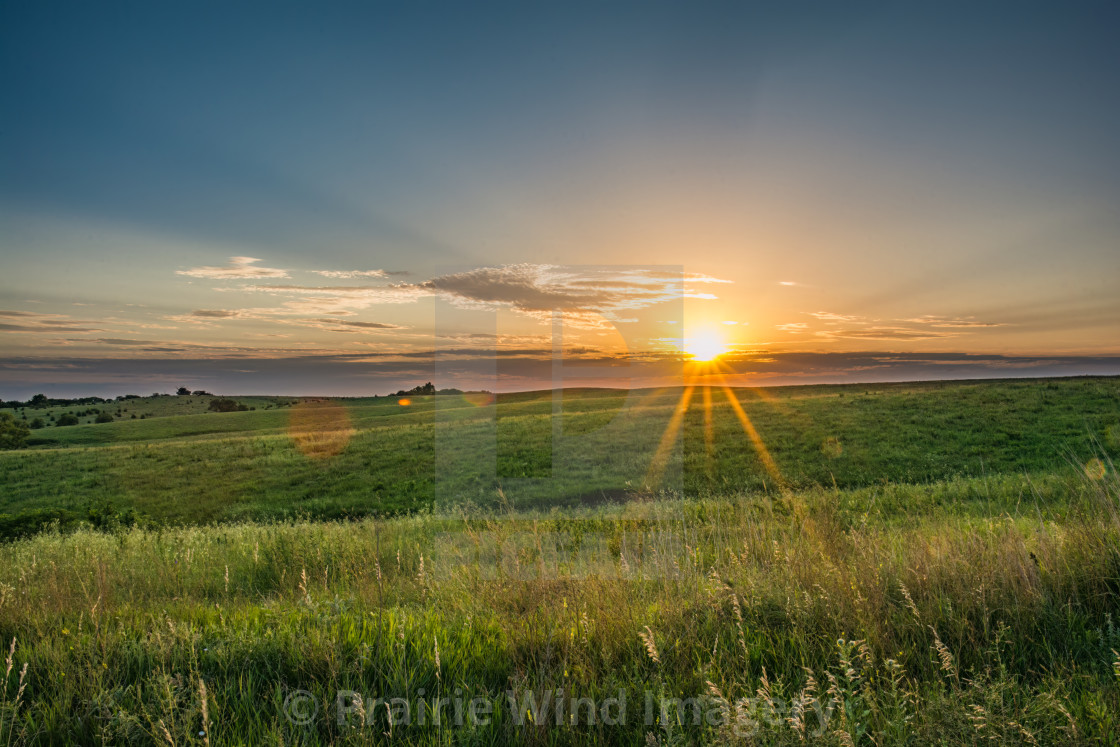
(716, 375), (785, 488)
(702, 383), (714, 464)
(645, 384), (695, 488)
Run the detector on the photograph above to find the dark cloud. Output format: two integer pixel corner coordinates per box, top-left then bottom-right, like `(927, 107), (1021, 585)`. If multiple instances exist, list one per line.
(314, 319), (405, 330)
(93, 338), (163, 346)
(417, 265), (692, 317)
(190, 309), (242, 318)
(0, 322), (104, 333)
(0, 308), (107, 334)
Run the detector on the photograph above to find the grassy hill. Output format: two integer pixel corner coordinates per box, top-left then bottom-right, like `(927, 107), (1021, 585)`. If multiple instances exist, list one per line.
(1, 377), (1117, 535)
(0, 377), (1118, 744)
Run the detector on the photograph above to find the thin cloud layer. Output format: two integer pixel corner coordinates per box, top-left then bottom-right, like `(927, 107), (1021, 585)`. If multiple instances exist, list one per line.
(903, 316), (1006, 328)
(815, 327), (957, 341)
(189, 309), (244, 319)
(177, 256), (290, 280)
(0, 310), (105, 334)
(775, 310), (1006, 343)
(312, 319), (406, 331)
(312, 270), (388, 279)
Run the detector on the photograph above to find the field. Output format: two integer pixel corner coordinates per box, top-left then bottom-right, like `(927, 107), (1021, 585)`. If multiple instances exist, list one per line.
(1, 377), (1119, 744)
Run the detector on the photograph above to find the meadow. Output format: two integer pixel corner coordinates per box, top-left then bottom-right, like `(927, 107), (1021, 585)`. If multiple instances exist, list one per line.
(1, 376), (1119, 744)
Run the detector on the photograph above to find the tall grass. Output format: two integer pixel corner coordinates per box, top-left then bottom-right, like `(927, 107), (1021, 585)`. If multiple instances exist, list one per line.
(1, 462), (1118, 744)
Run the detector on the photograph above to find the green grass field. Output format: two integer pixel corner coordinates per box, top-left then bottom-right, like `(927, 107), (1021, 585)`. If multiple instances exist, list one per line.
(1, 377), (1119, 744)
(3, 377), (1118, 532)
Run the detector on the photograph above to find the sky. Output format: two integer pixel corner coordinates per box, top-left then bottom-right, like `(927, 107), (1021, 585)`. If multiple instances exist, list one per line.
(1, 1), (1118, 398)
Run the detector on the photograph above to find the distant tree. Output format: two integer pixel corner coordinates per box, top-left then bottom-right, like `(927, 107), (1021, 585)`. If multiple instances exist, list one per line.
(192, 390), (212, 397)
(394, 382), (437, 397)
(177, 387), (190, 396)
(95, 412), (114, 424)
(29, 394), (48, 408)
(29, 417), (45, 429)
(56, 413), (80, 426)
(0, 412), (31, 449)
(209, 398), (249, 413)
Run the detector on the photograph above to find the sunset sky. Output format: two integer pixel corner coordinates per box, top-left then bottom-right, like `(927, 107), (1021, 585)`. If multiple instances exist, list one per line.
(2, 2), (1118, 397)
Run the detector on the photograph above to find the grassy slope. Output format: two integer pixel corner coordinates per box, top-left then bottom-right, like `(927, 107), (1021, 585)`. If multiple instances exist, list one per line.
(0, 377), (1119, 743)
(1, 378), (1117, 531)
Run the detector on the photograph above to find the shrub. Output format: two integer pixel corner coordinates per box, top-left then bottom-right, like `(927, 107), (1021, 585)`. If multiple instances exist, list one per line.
(56, 413), (80, 427)
(209, 398), (249, 413)
(95, 412), (114, 424)
(0, 411), (31, 449)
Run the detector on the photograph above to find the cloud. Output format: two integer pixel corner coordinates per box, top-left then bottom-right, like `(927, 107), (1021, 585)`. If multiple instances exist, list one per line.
(228, 283), (427, 317)
(92, 338), (163, 346)
(815, 327), (957, 341)
(234, 284), (426, 304)
(418, 264), (724, 327)
(0, 323), (104, 333)
(810, 311), (863, 322)
(77, 338), (278, 353)
(684, 273), (733, 284)
(0, 310), (105, 334)
(901, 315), (1006, 328)
(223, 264), (727, 329)
(312, 270), (388, 279)
(776, 322), (808, 332)
(190, 309), (243, 318)
(313, 319), (406, 331)
(776, 312), (1001, 342)
(173, 264), (731, 336)
(177, 256), (289, 279)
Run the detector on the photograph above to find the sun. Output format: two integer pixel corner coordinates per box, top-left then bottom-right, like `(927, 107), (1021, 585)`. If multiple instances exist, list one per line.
(684, 328), (728, 362)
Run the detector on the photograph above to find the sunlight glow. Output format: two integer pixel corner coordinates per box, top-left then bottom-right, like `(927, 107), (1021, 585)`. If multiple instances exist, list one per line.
(684, 328), (728, 362)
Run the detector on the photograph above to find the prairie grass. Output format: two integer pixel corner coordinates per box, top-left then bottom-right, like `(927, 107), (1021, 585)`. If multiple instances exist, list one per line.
(0, 465), (1117, 744)
(1, 377), (1118, 743)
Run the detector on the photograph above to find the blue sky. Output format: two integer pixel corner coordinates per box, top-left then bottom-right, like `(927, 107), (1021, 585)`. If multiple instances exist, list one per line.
(2, 1), (1118, 396)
